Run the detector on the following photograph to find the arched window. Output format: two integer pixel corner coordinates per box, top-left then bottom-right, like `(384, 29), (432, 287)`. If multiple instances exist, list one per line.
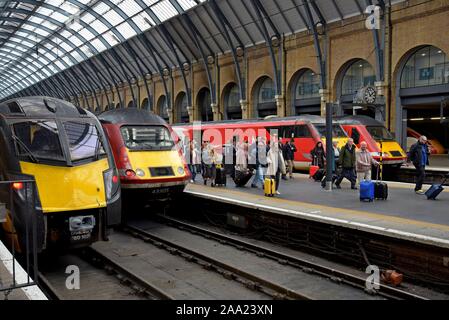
(141, 98), (149, 110)
(223, 83), (242, 120)
(259, 78), (275, 104)
(291, 69), (321, 115)
(127, 101), (135, 108)
(401, 46), (449, 88)
(254, 77), (276, 118)
(342, 60), (376, 95)
(175, 92), (189, 123)
(197, 88), (212, 122)
(157, 95), (169, 122)
(296, 69), (320, 99)
(115, 103), (121, 109)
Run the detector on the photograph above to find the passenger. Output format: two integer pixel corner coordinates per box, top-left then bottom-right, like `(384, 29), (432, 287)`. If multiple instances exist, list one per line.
(409, 136), (430, 194)
(356, 141), (379, 185)
(189, 140), (201, 183)
(250, 136), (267, 189)
(283, 138), (297, 179)
(266, 136), (286, 195)
(335, 138), (357, 190)
(209, 147), (222, 187)
(331, 141), (340, 174)
(202, 141), (212, 185)
(235, 139), (248, 171)
(311, 141), (326, 169)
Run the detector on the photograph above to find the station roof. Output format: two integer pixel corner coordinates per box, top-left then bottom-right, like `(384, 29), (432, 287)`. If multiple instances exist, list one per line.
(0, 0), (402, 103)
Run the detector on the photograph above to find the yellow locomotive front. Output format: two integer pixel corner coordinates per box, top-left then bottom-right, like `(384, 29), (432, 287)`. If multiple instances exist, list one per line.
(0, 97), (121, 253)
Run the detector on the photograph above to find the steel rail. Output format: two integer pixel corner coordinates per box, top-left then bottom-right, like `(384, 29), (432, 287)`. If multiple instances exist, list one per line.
(154, 215), (428, 301)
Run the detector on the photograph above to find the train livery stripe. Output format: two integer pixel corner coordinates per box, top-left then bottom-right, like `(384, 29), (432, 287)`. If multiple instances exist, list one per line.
(19, 159), (109, 213)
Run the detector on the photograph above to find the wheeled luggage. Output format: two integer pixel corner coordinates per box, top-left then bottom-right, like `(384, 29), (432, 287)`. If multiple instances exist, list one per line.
(360, 181), (375, 202)
(309, 165), (319, 178)
(264, 178), (276, 197)
(425, 174), (448, 200)
(214, 165), (227, 186)
(373, 166), (388, 200)
(425, 184), (444, 200)
(374, 182), (388, 200)
(234, 169), (253, 187)
(312, 169), (325, 181)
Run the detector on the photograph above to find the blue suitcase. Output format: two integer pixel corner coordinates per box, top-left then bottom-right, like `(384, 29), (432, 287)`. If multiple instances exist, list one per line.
(425, 174), (448, 200)
(360, 181), (375, 202)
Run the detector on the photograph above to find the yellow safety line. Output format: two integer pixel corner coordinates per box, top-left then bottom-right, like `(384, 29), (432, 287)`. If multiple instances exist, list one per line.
(187, 184), (449, 232)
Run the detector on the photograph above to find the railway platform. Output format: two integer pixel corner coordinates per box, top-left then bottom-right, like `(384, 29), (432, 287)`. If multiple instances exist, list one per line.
(185, 174), (449, 249)
(0, 240), (47, 300)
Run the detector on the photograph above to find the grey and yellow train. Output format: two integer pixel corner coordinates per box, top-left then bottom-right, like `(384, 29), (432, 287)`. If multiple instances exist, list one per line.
(0, 97), (121, 253)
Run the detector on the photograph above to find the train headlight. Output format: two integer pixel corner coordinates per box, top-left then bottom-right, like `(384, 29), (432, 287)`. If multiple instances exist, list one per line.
(177, 166), (185, 175)
(104, 168), (120, 201)
(136, 169), (145, 177)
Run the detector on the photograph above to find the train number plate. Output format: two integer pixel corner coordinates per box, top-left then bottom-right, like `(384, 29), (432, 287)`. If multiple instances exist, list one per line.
(70, 230), (92, 242)
(152, 188), (169, 194)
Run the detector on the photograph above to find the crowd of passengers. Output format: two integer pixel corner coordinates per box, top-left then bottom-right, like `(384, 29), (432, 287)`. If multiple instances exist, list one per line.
(181, 135), (430, 196)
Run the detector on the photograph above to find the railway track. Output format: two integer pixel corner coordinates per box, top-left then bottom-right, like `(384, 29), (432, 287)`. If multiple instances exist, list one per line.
(146, 215), (432, 300)
(124, 218), (422, 300)
(37, 249), (172, 300)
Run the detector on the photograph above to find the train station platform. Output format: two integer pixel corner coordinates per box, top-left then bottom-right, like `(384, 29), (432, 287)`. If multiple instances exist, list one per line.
(0, 241), (46, 300)
(401, 155), (449, 172)
(185, 174), (449, 250)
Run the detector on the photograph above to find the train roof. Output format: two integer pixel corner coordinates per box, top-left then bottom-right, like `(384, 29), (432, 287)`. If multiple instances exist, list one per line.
(0, 96), (94, 119)
(171, 115), (329, 127)
(98, 107), (167, 126)
(335, 115), (385, 126)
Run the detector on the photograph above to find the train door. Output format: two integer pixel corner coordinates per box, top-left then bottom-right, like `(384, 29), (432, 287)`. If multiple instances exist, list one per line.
(293, 124), (315, 166)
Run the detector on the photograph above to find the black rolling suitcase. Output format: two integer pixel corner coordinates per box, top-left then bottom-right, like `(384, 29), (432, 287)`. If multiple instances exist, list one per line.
(234, 169), (253, 187)
(374, 167), (388, 200)
(214, 165), (227, 186)
(313, 169), (325, 182)
(425, 174), (448, 200)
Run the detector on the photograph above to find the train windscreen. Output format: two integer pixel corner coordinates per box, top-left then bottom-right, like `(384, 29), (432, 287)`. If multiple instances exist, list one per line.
(13, 121), (65, 162)
(63, 121), (107, 161)
(366, 126), (395, 141)
(121, 126), (174, 151)
(314, 124), (347, 138)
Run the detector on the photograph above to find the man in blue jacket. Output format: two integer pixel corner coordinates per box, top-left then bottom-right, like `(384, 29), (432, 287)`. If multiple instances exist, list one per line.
(409, 136), (430, 194)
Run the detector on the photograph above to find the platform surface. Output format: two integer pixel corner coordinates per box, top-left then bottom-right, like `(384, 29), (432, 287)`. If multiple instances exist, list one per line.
(185, 174), (449, 249)
(0, 240), (47, 300)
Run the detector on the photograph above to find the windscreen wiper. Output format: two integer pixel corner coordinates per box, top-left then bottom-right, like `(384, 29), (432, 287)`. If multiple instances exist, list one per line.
(12, 135), (39, 164)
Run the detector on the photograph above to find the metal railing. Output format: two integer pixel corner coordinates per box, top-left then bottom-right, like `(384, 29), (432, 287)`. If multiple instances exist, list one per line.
(0, 179), (39, 299)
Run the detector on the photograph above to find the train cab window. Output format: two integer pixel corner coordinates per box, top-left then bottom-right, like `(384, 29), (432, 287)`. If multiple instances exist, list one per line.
(295, 125), (312, 138)
(351, 128), (361, 145)
(63, 121), (106, 161)
(283, 126), (296, 139)
(13, 121), (64, 161)
(366, 126), (395, 141)
(120, 126), (175, 151)
(314, 124), (347, 138)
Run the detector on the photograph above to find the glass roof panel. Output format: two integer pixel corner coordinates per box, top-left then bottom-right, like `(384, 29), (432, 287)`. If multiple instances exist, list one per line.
(0, 0), (214, 99)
